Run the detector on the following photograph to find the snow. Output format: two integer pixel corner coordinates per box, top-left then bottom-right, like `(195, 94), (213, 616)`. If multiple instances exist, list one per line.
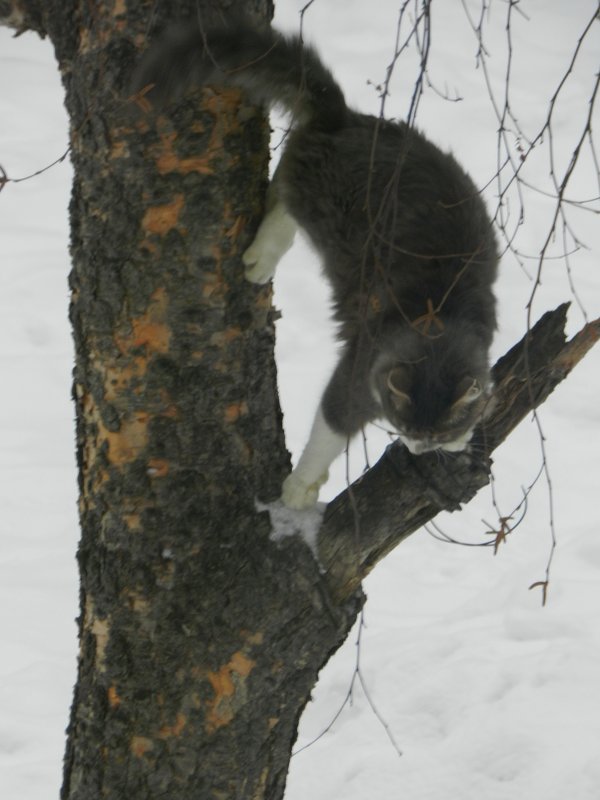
(1, 1), (599, 798)
(259, 498), (325, 563)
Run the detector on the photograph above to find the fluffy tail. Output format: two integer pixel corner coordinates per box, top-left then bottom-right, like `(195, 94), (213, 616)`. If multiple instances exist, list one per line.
(132, 16), (347, 131)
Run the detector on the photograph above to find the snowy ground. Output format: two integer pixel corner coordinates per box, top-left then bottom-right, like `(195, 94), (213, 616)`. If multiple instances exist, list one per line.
(1, 1), (599, 798)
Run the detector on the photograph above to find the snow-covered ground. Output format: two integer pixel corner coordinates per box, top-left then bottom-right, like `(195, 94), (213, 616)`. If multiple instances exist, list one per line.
(1, 1), (598, 797)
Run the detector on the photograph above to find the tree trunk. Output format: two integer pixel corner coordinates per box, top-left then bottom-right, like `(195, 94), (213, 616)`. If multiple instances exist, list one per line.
(1, 1), (598, 798)
(3, 1), (363, 797)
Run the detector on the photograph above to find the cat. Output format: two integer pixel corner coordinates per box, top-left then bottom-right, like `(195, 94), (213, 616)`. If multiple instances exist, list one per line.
(133, 14), (499, 510)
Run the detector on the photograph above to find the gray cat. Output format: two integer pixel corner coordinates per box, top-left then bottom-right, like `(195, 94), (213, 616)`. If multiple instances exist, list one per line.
(134, 15), (499, 509)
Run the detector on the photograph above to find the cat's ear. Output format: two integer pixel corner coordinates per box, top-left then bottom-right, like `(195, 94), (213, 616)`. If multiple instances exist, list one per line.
(387, 367), (412, 408)
(453, 376), (483, 407)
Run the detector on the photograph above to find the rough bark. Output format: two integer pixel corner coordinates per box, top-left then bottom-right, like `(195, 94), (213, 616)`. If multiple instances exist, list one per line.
(58, 3), (364, 799)
(6, 1), (363, 799)
(3, 2), (599, 799)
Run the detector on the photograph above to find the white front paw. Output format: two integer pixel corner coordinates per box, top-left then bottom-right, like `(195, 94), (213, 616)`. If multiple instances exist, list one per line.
(242, 241), (277, 285)
(281, 470), (328, 510)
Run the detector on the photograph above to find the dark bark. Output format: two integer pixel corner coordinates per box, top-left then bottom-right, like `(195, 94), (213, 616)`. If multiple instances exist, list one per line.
(56, 2), (362, 798)
(6, 1), (363, 798)
(3, 2), (599, 798)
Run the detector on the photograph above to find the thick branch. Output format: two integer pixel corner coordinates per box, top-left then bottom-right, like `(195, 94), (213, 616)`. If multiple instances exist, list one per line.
(319, 304), (600, 601)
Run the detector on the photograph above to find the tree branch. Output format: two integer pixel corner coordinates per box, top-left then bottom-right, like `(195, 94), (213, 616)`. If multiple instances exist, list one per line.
(319, 304), (600, 602)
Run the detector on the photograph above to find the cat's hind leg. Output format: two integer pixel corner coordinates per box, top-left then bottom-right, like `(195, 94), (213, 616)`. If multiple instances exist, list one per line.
(243, 191), (297, 284)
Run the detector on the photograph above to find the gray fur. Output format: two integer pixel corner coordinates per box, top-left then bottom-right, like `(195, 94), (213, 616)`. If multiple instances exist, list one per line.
(134, 16), (499, 454)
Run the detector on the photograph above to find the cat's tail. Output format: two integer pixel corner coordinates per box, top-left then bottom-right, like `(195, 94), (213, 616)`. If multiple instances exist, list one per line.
(132, 15), (348, 132)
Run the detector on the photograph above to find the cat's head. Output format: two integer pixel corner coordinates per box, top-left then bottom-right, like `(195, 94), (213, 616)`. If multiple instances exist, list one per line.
(371, 326), (492, 455)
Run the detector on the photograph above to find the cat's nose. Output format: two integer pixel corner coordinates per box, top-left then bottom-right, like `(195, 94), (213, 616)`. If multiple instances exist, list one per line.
(398, 434), (436, 455)
(407, 440), (431, 455)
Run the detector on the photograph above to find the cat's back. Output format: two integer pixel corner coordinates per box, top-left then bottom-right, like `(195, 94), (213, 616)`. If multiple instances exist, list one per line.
(278, 110), (497, 331)
(280, 110), (492, 257)
(277, 112), (408, 254)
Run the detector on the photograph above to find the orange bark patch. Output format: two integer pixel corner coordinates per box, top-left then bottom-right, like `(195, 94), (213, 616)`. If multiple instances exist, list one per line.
(81, 387), (142, 487)
(152, 87), (243, 178)
(109, 138), (129, 160)
(204, 87), (244, 119)
(205, 703), (234, 732)
(158, 712), (187, 739)
(131, 736), (154, 757)
(142, 194), (185, 236)
(154, 130), (216, 176)
(105, 412), (149, 466)
(115, 288), (171, 356)
(223, 401), (248, 424)
(108, 685), (121, 709)
(205, 651), (256, 733)
(123, 512), (142, 531)
(77, 292), (175, 473)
